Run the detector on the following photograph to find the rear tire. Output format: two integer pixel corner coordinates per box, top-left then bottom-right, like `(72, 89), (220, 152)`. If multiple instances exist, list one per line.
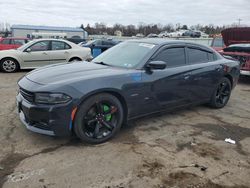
(210, 77), (232, 109)
(74, 93), (124, 144)
(0, 58), (19, 73)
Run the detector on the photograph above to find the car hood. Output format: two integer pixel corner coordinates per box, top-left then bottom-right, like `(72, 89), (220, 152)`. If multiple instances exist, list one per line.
(25, 62), (126, 85)
(222, 27), (250, 46)
(0, 49), (19, 56)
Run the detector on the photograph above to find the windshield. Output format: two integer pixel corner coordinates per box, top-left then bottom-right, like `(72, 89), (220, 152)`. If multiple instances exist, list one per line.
(92, 41), (156, 68)
(84, 40), (97, 45)
(17, 41), (34, 51)
(212, 37), (225, 47)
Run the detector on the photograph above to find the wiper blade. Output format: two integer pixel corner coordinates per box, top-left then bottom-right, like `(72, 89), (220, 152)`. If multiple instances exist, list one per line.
(93, 61), (111, 66)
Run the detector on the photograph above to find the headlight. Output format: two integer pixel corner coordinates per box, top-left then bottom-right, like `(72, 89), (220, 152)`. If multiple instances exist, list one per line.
(35, 93), (71, 104)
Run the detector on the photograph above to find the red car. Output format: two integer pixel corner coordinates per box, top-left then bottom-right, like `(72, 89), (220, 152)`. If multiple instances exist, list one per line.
(0, 37), (29, 50)
(218, 27), (250, 76)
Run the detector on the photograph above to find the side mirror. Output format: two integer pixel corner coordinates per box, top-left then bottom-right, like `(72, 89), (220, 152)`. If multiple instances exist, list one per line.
(26, 48), (31, 52)
(146, 61), (167, 70)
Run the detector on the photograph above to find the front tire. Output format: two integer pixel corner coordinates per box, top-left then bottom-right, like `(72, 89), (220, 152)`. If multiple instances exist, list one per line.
(69, 57), (82, 62)
(210, 77), (232, 108)
(74, 93), (124, 144)
(0, 58), (19, 73)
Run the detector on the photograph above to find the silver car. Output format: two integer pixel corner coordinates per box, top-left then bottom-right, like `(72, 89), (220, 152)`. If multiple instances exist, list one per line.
(0, 39), (92, 73)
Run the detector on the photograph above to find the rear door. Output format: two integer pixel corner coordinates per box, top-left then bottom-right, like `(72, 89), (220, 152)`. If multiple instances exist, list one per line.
(186, 46), (222, 102)
(48, 41), (72, 64)
(19, 40), (51, 68)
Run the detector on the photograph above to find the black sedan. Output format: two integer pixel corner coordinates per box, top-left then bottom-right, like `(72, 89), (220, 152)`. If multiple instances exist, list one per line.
(16, 39), (240, 144)
(81, 39), (120, 57)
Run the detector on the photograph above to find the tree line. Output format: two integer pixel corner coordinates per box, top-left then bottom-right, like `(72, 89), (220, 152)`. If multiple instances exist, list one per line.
(83, 22), (241, 37)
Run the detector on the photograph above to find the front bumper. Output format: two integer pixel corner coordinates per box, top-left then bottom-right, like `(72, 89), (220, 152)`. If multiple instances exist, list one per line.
(240, 70), (250, 76)
(16, 92), (73, 137)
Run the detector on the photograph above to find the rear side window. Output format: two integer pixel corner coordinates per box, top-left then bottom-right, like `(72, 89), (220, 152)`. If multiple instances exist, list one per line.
(188, 48), (214, 64)
(1, 39), (10, 44)
(12, 39), (26, 45)
(153, 47), (186, 67)
(51, 41), (71, 50)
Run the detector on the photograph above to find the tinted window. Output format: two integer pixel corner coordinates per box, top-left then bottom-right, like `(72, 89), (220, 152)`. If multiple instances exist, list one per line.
(188, 48), (211, 64)
(153, 47), (186, 67)
(29, 41), (50, 51)
(1, 39), (10, 44)
(93, 40), (102, 45)
(51, 41), (71, 50)
(102, 41), (114, 45)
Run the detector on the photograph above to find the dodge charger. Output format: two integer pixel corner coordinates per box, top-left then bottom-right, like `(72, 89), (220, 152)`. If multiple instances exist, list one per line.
(16, 39), (240, 143)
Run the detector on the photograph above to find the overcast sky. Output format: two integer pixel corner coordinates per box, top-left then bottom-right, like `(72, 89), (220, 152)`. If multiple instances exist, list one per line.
(0, 0), (250, 27)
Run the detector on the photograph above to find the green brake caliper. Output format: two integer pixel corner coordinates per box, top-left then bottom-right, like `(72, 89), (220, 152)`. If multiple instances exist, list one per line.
(103, 105), (112, 121)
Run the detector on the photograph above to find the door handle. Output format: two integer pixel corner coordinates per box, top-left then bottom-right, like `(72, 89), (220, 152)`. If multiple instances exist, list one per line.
(43, 52), (48, 55)
(183, 73), (191, 80)
(64, 51), (69, 54)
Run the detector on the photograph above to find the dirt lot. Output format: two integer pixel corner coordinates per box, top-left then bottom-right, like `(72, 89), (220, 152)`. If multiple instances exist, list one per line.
(0, 72), (250, 188)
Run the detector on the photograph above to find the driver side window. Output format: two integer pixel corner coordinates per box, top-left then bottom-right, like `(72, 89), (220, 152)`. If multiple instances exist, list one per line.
(153, 47), (186, 68)
(29, 41), (50, 52)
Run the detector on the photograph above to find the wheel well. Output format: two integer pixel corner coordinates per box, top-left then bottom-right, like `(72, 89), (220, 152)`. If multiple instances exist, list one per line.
(106, 91), (128, 123)
(224, 74), (233, 87)
(75, 91), (128, 125)
(69, 57), (82, 62)
(0, 57), (20, 68)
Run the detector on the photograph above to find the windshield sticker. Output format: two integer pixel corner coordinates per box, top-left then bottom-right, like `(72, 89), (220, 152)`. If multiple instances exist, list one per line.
(139, 43), (155, 49)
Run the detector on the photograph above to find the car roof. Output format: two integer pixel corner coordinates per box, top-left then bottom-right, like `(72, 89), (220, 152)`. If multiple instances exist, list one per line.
(128, 38), (205, 47)
(0, 37), (29, 40)
(127, 38), (215, 53)
(32, 38), (69, 42)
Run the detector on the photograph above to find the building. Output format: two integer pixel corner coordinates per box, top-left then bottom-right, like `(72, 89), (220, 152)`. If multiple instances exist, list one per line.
(11, 24), (88, 39)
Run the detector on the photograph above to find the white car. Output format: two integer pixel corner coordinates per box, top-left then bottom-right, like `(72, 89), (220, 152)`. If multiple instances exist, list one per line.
(0, 39), (92, 73)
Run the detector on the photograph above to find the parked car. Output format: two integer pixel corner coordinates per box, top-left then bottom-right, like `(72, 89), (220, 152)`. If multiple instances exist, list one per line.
(81, 39), (120, 57)
(0, 37), (29, 50)
(218, 27), (250, 76)
(182, 30), (201, 38)
(221, 44), (250, 76)
(147, 33), (159, 38)
(17, 39), (240, 143)
(168, 30), (187, 38)
(158, 31), (169, 38)
(0, 39), (92, 73)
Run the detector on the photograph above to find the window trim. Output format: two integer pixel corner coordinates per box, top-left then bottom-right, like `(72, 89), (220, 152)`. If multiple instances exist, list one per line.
(147, 45), (187, 68)
(24, 40), (51, 52)
(51, 41), (72, 51)
(186, 46), (215, 65)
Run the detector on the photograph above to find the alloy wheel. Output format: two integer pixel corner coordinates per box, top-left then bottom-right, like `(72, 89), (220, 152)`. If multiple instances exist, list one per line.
(2, 60), (16, 72)
(215, 81), (230, 106)
(83, 101), (118, 139)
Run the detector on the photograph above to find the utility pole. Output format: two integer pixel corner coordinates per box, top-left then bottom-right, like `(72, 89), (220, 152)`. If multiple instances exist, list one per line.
(237, 18), (242, 26)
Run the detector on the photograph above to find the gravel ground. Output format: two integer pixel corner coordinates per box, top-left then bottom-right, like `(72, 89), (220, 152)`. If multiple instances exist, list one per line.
(0, 71), (250, 188)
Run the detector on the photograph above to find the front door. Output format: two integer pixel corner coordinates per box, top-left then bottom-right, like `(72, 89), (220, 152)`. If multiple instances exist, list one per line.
(20, 41), (51, 68)
(142, 46), (193, 113)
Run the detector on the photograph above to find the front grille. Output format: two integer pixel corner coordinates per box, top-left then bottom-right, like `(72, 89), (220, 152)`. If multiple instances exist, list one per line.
(20, 88), (34, 103)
